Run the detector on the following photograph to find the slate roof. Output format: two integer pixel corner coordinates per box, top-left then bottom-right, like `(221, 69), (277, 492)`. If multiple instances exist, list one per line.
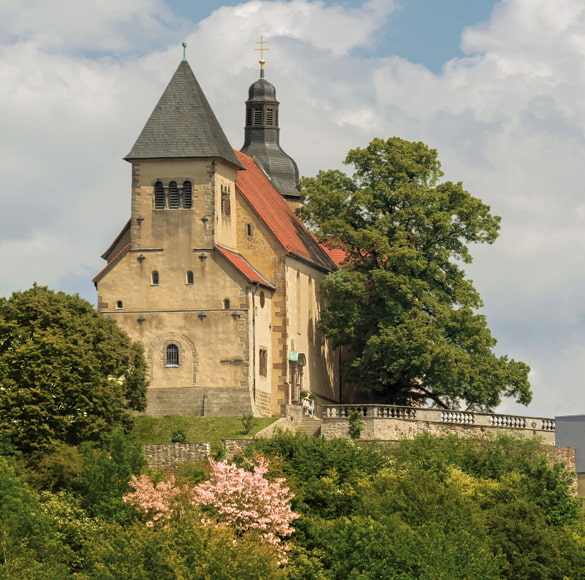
(215, 245), (275, 289)
(235, 150), (336, 273)
(125, 60), (242, 169)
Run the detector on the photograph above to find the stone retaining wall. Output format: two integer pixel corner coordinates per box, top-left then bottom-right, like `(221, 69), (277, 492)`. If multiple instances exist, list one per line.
(143, 442), (210, 471)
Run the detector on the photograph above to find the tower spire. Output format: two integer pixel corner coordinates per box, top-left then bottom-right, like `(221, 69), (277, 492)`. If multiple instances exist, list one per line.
(255, 35), (269, 78)
(240, 37), (300, 203)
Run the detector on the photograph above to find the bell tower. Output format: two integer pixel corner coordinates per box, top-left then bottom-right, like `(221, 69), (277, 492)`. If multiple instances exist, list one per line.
(240, 38), (300, 205)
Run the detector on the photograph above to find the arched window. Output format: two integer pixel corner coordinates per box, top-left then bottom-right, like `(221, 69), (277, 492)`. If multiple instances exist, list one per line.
(168, 181), (179, 209)
(186, 270), (194, 285)
(223, 298), (230, 310)
(151, 271), (159, 285)
(183, 181), (192, 209)
(165, 343), (179, 367)
(154, 181), (165, 209)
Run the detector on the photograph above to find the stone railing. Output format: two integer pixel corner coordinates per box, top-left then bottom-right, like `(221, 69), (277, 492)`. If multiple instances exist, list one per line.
(321, 404), (556, 443)
(322, 404), (555, 431)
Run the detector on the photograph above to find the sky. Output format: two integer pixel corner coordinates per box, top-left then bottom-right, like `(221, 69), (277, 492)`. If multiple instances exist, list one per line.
(1, 0), (584, 419)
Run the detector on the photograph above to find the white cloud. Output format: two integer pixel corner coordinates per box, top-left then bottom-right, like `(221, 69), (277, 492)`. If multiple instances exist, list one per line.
(0, 0), (178, 53)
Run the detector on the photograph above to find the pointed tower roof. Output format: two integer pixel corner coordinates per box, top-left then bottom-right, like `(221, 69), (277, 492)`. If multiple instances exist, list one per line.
(126, 60), (242, 168)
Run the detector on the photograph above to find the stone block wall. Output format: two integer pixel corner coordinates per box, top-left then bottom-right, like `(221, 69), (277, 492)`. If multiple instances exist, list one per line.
(143, 442), (210, 471)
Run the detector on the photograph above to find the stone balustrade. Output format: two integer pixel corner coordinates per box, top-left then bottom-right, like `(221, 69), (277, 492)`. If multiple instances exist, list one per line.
(321, 404), (556, 444)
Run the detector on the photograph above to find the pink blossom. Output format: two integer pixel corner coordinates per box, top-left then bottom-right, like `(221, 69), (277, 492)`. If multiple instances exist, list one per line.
(122, 457), (299, 562)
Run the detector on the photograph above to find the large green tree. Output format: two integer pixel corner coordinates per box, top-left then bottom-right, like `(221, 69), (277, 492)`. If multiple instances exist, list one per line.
(299, 137), (530, 410)
(0, 285), (147, 453)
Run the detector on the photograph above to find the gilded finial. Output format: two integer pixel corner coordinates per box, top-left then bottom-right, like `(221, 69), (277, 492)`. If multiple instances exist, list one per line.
(255, 36), (269, 78)
(182, 41), (188, 61)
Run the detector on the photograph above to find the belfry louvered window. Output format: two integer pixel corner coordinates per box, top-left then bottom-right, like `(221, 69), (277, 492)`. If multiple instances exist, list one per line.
(168, 181), (179, 209)
(253, 107), (263, 125)
(266, 108), (274, 125)
(154, 181), (165, 209)
(165, 343), (179, 367)
(183, 181), (192, 209)
(153, 180), (194, 209)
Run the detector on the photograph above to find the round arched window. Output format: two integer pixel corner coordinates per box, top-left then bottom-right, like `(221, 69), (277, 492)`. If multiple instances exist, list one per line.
(165, 343), (179, 367)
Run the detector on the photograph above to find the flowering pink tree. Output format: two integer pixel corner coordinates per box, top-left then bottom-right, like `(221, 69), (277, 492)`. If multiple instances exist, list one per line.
(192, 458), (299, 559)
(123, 457), (299, 561)
(123, 474), (189, 527)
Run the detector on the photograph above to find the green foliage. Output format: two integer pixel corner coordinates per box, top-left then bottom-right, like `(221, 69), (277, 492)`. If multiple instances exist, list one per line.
(244, 432), (392, 518)
(75, 430), (146, 523)
(0, 285), (148, 454)
(171, 428), (186, 443)
(22, 442), (83, 492)
(248, 433), (585, 579)
(81, 512), (284, 579)
(298, 137), (531, 410)
(241, 413), (256, 435)
(347, 411), (364, 440)
(0, 457), (70, 578)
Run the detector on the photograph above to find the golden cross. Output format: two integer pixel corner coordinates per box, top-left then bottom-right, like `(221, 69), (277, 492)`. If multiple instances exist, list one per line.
(255, 36), (269, 60)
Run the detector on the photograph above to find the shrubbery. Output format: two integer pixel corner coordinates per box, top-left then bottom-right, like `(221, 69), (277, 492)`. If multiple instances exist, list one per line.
(1, 430), (584, 578)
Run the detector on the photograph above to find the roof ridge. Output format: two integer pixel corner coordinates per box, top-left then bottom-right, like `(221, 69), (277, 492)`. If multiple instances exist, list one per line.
(234, 150), (336, 272)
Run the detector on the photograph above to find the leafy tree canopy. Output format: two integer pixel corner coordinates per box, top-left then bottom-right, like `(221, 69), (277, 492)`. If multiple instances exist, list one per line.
(0, 285), (147, 454)
(298, 137), (531, 410)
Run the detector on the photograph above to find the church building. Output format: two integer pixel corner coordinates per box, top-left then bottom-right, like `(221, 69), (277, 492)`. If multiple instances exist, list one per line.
(94, 50), (341, 417)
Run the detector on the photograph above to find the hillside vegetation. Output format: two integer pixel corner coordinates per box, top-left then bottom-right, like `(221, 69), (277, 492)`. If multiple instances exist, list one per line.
(1, 431), (584, 578)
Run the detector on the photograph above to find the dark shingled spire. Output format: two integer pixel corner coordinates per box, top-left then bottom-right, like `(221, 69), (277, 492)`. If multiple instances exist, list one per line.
(126, 60), (242, 169)
(240, 67), (300, 202)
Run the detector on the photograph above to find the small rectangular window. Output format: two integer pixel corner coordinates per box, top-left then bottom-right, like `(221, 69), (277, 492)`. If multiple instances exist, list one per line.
(259, 348), (268, 377)
(246, 223), (253, 237)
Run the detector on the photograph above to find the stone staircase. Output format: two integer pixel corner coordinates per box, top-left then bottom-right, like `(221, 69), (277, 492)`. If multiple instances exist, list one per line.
(296, 416), (322, 437)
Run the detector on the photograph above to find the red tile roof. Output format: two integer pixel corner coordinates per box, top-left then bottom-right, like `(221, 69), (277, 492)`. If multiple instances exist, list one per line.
(235, 150), (336, 273)
(93, 242), (132, 283)
(321, 245), (347, 267)
(215, 245), (275, 289)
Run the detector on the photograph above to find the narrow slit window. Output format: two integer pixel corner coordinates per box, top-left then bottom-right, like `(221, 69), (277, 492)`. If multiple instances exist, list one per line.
(223, 298), (230, 309)
(259, 348), (267, 376)
(154, 181), (165, 209)
(246, 223), (253, 237)
(183, 181), (192, 209)
(165, 343), (179, 367)
(168, 181), (179, 209)
(152, 271), (159, 285)
(221, 185), (231, 216)
(186, 270), (194, 284)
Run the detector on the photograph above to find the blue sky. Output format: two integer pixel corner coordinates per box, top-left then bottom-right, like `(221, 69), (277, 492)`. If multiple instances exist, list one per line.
(169, 0), (497, 71)
(1, 0), (585, 419)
